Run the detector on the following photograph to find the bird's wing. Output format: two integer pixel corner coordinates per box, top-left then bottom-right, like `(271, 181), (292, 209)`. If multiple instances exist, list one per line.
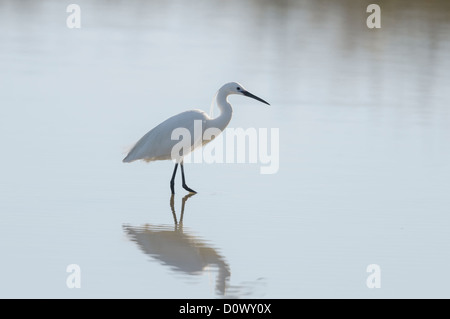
(123, 110), (208, 163)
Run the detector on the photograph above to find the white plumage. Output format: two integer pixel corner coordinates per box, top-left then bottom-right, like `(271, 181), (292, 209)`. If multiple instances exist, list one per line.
(123, 82), (269, 194)
(123, 110), (208, 163)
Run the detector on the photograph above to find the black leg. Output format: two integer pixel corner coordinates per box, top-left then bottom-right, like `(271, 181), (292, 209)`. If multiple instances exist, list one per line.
(180, 161), (197, 193)
(170, 163), (178, 194)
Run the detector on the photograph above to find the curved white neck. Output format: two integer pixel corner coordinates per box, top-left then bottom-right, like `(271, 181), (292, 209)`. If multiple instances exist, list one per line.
(208, 90), (233, 132)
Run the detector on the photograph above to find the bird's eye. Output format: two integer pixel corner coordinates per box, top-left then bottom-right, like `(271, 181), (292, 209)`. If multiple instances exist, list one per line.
(236, 87), (241, 91)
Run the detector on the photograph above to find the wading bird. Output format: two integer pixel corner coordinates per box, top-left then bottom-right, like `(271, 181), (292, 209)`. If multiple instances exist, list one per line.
(123, 82), (270, 194)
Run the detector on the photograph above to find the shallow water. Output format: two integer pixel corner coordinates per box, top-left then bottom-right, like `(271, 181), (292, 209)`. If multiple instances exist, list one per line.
(0, 0), (449, 298)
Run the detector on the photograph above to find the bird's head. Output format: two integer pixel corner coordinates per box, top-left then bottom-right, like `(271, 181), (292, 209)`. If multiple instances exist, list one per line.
(221, 82), (270, 105)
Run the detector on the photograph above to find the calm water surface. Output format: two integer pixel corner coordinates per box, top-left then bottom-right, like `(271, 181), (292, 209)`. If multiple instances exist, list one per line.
(0, 0), (449, 298)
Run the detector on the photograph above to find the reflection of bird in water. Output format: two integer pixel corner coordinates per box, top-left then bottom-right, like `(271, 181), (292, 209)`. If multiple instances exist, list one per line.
(123, 194), (231, 295)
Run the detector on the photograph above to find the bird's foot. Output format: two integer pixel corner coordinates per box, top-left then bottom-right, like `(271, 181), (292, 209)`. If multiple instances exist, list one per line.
(182, 184), (197, 194)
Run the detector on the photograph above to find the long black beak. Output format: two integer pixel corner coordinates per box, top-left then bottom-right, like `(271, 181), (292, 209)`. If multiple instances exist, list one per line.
(242, 90), (270, 105)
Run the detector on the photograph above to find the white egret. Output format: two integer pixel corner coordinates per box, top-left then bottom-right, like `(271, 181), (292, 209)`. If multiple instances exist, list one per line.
(123, 82), (270, 194)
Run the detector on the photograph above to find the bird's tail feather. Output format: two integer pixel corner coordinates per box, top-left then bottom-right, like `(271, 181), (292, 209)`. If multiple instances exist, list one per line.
(122, 143), (137, 163)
